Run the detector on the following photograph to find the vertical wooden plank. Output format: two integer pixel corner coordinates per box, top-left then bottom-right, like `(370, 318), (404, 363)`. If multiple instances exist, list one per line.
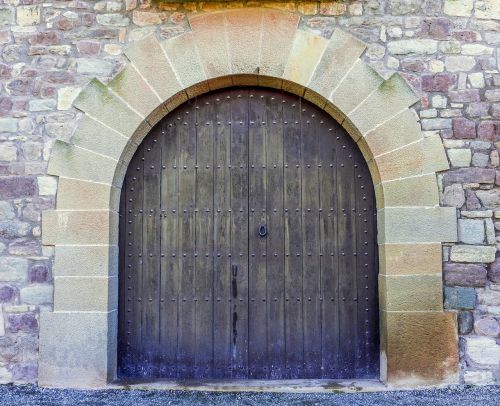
(141, 125), (162, 376)
(160, 116), (180, 378)
(248, 89), (268, 378)
(118, 167), (127, 375)
(194, 93), (215, 378)
(176, 101), (197, 378)
(124, 143), (144, 377)
(264, 90), (285, 379)
(355, 158), (379, 378)
(213, 94), (232, 378)
(301, 99), (322, 379)
(318, 113), (339, 378)
(282, 92), (304, 379)
(336, 134), (358, 379)
(229, 89), (249, 378)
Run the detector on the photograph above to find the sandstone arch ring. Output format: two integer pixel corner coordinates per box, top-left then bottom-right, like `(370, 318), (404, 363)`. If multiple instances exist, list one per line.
(40, 8), (459, 388)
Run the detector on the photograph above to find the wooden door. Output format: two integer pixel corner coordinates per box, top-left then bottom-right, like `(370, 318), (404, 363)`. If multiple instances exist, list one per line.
(118, 88), (379, 380)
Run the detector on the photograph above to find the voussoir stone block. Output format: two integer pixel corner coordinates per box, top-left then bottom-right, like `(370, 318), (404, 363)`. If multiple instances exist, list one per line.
(381, 311), (458, 386)
(124, 35), (183, 103)
(162, 32), (209, 98)
(70, 115), (130, 161)
(225, 9), (262, 75)
(375, 173), (440, 208)
(54, 245), (118, 278)
(329, 59), (384, 123)
(189, 12), (231, 80)
(283, 29), (328, 88)
(47, 140), (117, 185)
(306, 29), (366, 104)
(379, 243), (443, 276)
(56, 178), (116, 211)
(379, 274), (443, 311)
(54, 276), (117, 312)
(260, 9), (300, 81)
(345, 73), (420, 138)
(372, 134), (448, 183)
(73, 79), (145, 138)
(358, 109), (422, 160)
(108, 64), (163, 119)
(378, 207), (457, 243)
(42, 210), (118, 246)
(38, 311), (117, 387)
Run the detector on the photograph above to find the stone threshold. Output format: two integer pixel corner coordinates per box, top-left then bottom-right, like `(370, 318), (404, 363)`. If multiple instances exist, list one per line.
(110, 379), (388, 393)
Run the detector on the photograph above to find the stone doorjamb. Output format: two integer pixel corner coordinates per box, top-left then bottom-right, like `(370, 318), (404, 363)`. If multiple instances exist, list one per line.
(39, 8), (459, 388)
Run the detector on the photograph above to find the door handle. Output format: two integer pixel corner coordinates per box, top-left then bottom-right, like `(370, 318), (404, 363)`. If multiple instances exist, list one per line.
(258, 224), (267, 237)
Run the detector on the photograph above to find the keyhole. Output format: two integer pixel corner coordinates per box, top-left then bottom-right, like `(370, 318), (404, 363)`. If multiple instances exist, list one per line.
(259, 224), (267, 237)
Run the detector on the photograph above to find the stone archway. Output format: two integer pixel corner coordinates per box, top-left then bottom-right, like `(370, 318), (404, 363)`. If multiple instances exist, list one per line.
(39, 8), (459, 388)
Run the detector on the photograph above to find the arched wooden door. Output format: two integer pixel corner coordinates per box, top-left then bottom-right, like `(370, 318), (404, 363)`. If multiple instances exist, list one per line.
(118, 88), (379, 380)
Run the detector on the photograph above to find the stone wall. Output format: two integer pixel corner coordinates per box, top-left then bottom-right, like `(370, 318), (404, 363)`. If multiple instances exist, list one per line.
(0, 0), (499, 385)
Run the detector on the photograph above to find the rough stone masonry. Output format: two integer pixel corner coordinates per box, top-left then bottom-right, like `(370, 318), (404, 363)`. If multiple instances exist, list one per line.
(0, 0), (499, 386)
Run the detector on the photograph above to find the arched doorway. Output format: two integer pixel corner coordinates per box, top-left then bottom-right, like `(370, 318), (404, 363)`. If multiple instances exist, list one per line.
(117, 87), (378, 380)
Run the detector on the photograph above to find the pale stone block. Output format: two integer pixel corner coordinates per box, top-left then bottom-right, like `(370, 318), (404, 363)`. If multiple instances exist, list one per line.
(0, 118), (18, 133)
(469, 72), (485, 88)
(0, 142), (17, 161)
(307, 29), (366, 100)
(461, 210), (493, 218)
(225, 9), (262, 75)
(444, 0), (473, 16)
(54, 245), (118, 278)
(54, 276), (117, 312)
(445, 55), (476, 72)
(0, 202), (15, 220)
(450, 245), (496, 263)
(458, 219), (485, 245)
(379, 243), (442, 276)
(387, 39), (438, 55)
(378, 207), (457, 244)
(0, 257), (28, 283)
(284, 30), (328, 87)
(42, 210), (118, 246)
(379, 274), (443, 311)
(20, 284), (53, 305)
(376, 174), (439, 208)
(56, 178), (116, 211)
(162, 32), (208, 95)
(188, 12), (230, 79)
(47, 141), (118, 185)
(29, 99), (56, 112)
(96, 13), (129, 26)
(476, 189), (500, 209)
(259, 9), (300, 78)
(330, 59), (383, 121)
(109, 64), (162, 118)
(448, 148), (471, 167)
(71, 115), (130, 162)
(429, 60), (444, 73)
(465, 336), (500, 368)
(463, 370), (494, 385)
(124, 35), (182, 101)
(432, 95), (447, 108)
(485, 219), (495, 245)
(17, 5), (40, 26)
(37, 176), (57, 196)
(57, 86), (81, 110)
(476, 0), (500, 20)
(38, 311), (117, 387)
(73, 79), (144, 138)
(462, 44), (494, 56)
(76, 58), (114, 76)
(346, 74), (419, 137)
